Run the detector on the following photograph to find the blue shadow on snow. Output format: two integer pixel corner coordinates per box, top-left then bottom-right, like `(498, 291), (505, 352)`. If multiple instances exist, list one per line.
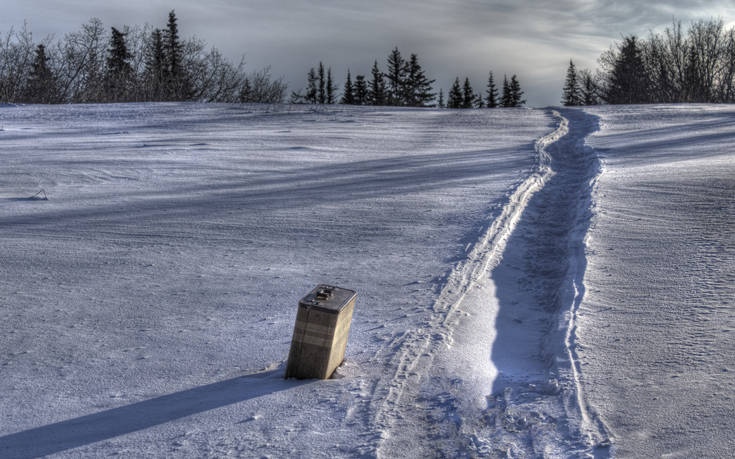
(0, 368), (307, 458)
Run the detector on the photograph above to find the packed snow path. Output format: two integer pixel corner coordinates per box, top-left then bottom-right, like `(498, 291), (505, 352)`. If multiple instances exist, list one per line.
(478, 108), (612, 456)
(363, 108), (611, 457)
(364, 110), (568, 457)
(468, 108), (611, 456)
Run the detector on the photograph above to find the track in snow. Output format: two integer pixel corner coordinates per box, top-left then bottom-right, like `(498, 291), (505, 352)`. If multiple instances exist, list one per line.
(478, 108), (612, 457)
(367, 111), (566, 457)
(360, 108), (613, 457)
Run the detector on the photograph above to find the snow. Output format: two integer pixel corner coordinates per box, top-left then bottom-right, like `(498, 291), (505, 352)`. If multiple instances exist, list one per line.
(577, 104), (735, 457)
(1, 102), (731, 458)
(0, 103), (554, 457)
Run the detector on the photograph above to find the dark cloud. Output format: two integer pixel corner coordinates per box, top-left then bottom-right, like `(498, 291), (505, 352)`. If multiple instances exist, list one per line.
(3, 0), (734, 105)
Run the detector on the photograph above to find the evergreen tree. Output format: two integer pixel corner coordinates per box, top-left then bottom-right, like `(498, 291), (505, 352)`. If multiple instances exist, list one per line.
(385, 47), (405, 105)
(326, 67), (336, 104)
(368, 60), (386, 105)
(341, 70), (355, 104)
(144, 28), (166, 100)
(24, 44), (58, 103)
(306, 67), (318, 103)
(486, 71), (498, 108)
(105, 27), (133, 101)
(501, 75), (511, 106)
(402, 53), (435, 106)
(448, 77), (463, 108)
(462, 77), (475, 108)
(438, 88), (444, 108)
(354, 74), (368, 105)
(605, 36), (649, 104)
(509, 74), (525, 106)
(562, 59), (582, 106)
(474, 94), (485, 108)
(164, 9), (189, 100)
(318, 62), (326, 104)
(579, 69), (599, 105)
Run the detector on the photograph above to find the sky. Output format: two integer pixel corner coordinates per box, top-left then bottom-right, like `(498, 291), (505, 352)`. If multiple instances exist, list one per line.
(3, 1), (735, 106)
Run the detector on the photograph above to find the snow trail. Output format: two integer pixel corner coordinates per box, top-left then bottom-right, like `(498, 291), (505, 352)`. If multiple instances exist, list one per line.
(361, 111), (569, 457)
(362, 108), (612, 457)
(550, 109), (614, 453)
(477, 108), (612, 456)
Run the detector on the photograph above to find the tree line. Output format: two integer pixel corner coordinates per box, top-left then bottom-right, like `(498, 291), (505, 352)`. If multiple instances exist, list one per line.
(292, 47), (526, 108)
(563, 18), (735, 105)
(0, 11), (287, 104)
(2, 13), (529, 108)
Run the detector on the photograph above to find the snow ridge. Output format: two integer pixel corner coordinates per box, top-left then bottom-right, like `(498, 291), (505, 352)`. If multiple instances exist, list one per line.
(551, 109), (614, 454)
(363, 111), (568, 457)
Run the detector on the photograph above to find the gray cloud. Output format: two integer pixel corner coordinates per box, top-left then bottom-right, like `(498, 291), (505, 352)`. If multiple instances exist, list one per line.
(3, 0), (734, 105)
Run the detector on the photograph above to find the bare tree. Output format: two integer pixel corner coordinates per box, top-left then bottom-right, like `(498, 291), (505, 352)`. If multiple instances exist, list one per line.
(595, 18), (735, 104)
(190, 47), (245, 102)
(0, 24), (35, 102)
(53, 18), (107, 102)
(240, 66), (287, 103)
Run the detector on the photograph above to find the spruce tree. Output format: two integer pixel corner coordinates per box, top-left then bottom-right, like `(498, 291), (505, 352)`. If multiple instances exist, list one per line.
(402, 53), (435, 107)
(24, 44), (58, 103)
(385, 47), (405, 105)
(368, 60), (385, 105)
(326, 67), (336, 104)
(509, 74), (525, 107)
(318, 62), (326, 104)
(144, 28), (166, 100)
(474, 94), (485, 108)
(306, 67), (318, 103)
(448, 77), (463, 108)
(341, 70), (355, 104)
(438, 88), (444, 108)
(605, 36), (649, 104)
(486, 71), (498, 108)
(579, 69), (599, 105)
(105, 27), (133, 102)
(354, 75), (368, 105)
(462, 77), (475, 108)
(501, 75), (511, 107)
(164, 10), (189, 100)
(562, 59), (582, 106)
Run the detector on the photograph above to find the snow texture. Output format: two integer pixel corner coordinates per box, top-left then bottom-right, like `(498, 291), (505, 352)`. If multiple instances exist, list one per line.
(0, 103), (555, 457)
(577, 104), (735, 458)
(1, 102), (731, 458)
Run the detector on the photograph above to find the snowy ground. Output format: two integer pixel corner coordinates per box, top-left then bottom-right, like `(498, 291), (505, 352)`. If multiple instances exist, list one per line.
(0, 103), (557, 457)
(577, 104), (735, 458)
(1, 102), (731, 458)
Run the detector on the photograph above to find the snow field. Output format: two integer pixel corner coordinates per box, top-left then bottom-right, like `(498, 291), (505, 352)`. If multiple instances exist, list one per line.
(578, 104), (735, 457)
(5, 102), (729, 458)
(0, 103), (553, 457)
